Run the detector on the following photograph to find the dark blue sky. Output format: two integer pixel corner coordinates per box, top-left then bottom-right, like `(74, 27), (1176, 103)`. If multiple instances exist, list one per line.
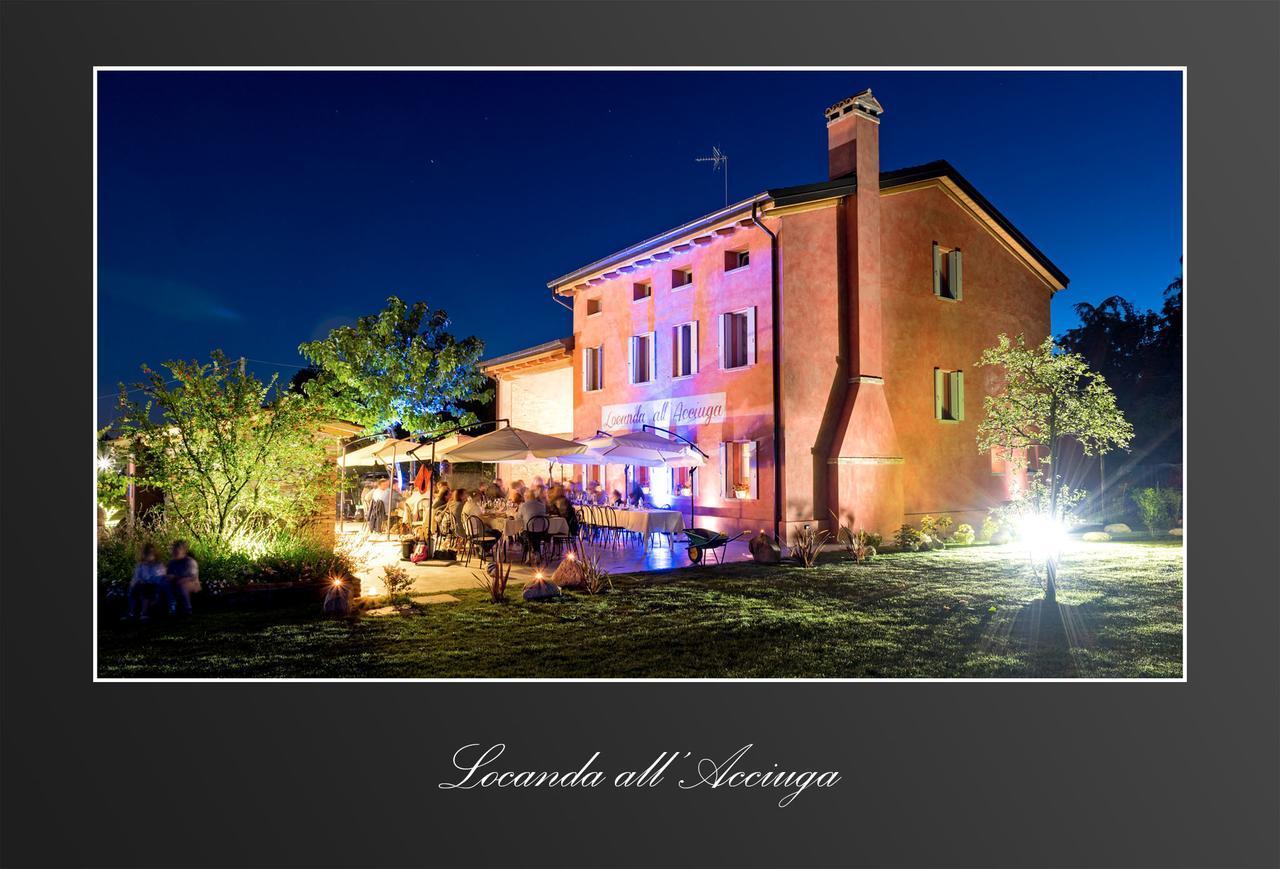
(97, 70), (1181, 422)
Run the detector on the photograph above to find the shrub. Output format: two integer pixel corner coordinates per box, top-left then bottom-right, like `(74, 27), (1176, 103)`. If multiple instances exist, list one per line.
(474, 545), (512, 603)
(788, 526), (829, 567)
(918, 515), (938, 539)
(97, 520), (353, 596)
(381, 564), (414, 598)
(830, 512), (880, 560)
(980, 516), (1000, 542)
(952, 523), (975, 545)
(894, 524), (926, 552)
(849, 529), (878, 563)
(1132, 487), (1170, 538)
(934, 514), (955, 542)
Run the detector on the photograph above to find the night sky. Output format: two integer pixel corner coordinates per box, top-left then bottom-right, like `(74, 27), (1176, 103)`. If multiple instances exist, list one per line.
(97, 70), (1182, 424)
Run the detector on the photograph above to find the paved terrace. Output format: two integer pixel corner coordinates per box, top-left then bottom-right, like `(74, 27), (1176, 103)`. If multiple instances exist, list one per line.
(338, 523), (755, 596)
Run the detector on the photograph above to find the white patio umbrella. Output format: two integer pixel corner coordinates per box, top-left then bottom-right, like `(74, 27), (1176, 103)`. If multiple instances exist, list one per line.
(554, 430), (706, 526)
(338, 437), (422, 467)
(437, 427), (588, 463)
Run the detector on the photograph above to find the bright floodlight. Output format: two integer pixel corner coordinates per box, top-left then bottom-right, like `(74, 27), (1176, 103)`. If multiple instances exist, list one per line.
(96, 455), (113, 472)
(1016, 514), (1068, 558)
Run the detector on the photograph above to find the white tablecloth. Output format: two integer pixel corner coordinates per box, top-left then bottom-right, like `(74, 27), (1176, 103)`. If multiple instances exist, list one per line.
(613, 509), (685, 539)
(484, 515), (569, 537)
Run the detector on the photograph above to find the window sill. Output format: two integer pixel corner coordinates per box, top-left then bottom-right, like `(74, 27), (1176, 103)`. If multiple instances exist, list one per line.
(722, 363), (755, 372)
(672, 372), (697, 381)
(935, 294), (960, 303)
(935, 417), (961, 424)
(671, 283), (692, 292)
(632, 295), (652, 304)
(724, 265), (750, 275)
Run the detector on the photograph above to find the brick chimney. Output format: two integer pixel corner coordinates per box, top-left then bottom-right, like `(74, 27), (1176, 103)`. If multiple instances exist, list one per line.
(824, 89), (905, 535)
(825, 89), (882, 180)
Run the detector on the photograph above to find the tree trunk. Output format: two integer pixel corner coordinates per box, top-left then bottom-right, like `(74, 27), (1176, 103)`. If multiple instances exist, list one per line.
(1045, 555), (1058, 603)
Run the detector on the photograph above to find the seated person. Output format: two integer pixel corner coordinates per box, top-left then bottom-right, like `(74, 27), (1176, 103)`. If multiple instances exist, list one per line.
(554, 496), (579, 537)
(629, 481), (647, 507)
(610, 489), (624, 507)
(122, 543), (169, 621)
(517, 490), (547, 525)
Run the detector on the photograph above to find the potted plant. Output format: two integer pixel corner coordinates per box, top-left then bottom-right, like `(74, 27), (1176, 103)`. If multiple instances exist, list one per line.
(733, 483), (750, 500)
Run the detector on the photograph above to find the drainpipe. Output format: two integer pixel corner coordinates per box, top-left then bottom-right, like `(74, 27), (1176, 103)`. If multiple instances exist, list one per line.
(751, 198), (784, 542)
(550, 287), (574, 312)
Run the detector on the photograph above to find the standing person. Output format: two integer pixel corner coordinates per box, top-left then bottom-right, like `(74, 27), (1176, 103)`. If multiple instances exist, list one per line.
(484, 477), (504, 501)
(121, 543), (169, 621)
(166, 540), (200, 616)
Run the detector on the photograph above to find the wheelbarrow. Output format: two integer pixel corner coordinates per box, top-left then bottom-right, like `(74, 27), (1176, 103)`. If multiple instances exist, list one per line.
(683, 527), (746, 565)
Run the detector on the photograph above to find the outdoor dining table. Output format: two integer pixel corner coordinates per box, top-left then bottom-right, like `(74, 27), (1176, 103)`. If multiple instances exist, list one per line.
(484, 514), (569, 538)
(611, 508), (685, 547)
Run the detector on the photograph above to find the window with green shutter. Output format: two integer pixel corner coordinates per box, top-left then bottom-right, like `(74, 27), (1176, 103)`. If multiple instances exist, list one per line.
(934, 368), (964, 421)
(932, 242), (962, 301)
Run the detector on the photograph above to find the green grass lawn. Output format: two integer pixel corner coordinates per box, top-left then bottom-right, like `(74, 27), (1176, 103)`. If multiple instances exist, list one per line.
(97, 539), (1184, 679)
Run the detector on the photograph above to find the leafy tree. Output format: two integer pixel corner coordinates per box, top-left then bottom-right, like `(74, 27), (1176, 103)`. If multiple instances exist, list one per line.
(115, 351), (334, 549)
(298, 296), (490, 437)
(1058, 268), (1182, 468)
(977, 335), (1133, 601)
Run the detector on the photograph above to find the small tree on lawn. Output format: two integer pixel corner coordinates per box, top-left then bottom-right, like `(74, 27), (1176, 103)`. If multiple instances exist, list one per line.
(298, 296), (491, 438)
(976, 334), (1133, 601)
(115, 351), (334, 550)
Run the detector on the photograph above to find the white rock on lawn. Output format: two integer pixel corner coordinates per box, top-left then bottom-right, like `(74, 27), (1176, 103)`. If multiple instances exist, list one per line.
(1082, 531), (1112, 542)
(1104, 523), (1132, 534)
(1169, 528), (1184, 537)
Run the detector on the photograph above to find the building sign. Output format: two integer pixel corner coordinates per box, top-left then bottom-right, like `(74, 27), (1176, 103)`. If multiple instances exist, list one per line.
(601, 392), (726, 430)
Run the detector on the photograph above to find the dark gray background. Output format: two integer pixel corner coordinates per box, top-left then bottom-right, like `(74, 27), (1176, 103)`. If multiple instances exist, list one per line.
(2, 2), (1277, 867)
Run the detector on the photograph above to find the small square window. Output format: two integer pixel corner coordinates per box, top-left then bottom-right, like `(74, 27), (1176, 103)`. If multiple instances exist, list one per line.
(586, 297), (603, 316)
(632, 281), (651, 302)
(725, 249), (750, 271)
(671, 268), (693, 289)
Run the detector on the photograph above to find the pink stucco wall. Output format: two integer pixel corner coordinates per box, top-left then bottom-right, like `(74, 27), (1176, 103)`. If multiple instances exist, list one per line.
(571, 225), (777, 534)
(879, 184), (1050, 530)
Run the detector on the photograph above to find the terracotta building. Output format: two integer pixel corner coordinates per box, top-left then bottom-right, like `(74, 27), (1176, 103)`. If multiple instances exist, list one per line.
(535, 89), (1065, 537)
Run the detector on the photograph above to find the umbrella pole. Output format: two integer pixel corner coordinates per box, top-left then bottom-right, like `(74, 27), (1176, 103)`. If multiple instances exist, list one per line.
(388, 441), (397, 541)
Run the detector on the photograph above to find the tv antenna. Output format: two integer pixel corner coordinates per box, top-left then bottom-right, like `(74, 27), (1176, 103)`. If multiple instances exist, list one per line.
(696, 146), (729, 206)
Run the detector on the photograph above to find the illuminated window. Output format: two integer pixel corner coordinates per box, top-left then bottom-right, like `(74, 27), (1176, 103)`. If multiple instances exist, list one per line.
(673, 466), (692, 495)
(632, 281), (651, 302)
(629, 332), (656, 385)
(719, 308), (756, 370)
(586, 297), (603, 316)
(934, 368), (965, 421)
(932, 243), (963, 301)
(672, 320), (698, 378)
(583, 346), (603, 392)
(671, 267), (693, 290)
(720, 441), (758, 500)
(725, 249), (750, 271)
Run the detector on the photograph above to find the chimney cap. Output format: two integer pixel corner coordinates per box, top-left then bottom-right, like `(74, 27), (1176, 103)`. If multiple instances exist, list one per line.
(825, 88), (884, 126)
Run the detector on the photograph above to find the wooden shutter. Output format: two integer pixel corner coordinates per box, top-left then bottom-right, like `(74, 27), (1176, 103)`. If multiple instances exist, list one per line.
(934, 368), (945, 419)
(952, 370), (965, 420)
(627, 338), (636, 384)
(932, 243), (942, 297)
(718, 313), (728, 369)
(718, 443), (729, 498)
(745, 307), (757, 365)
(746, 441), (758, 499)
(949, 249), (963, 300)
(596, 347), (602, 390)
(647, 332), (657, 382)
(690, 320), (699, 374)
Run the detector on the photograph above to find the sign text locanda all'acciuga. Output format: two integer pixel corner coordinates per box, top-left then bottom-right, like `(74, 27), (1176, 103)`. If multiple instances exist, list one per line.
(601, 392), (726, 430)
